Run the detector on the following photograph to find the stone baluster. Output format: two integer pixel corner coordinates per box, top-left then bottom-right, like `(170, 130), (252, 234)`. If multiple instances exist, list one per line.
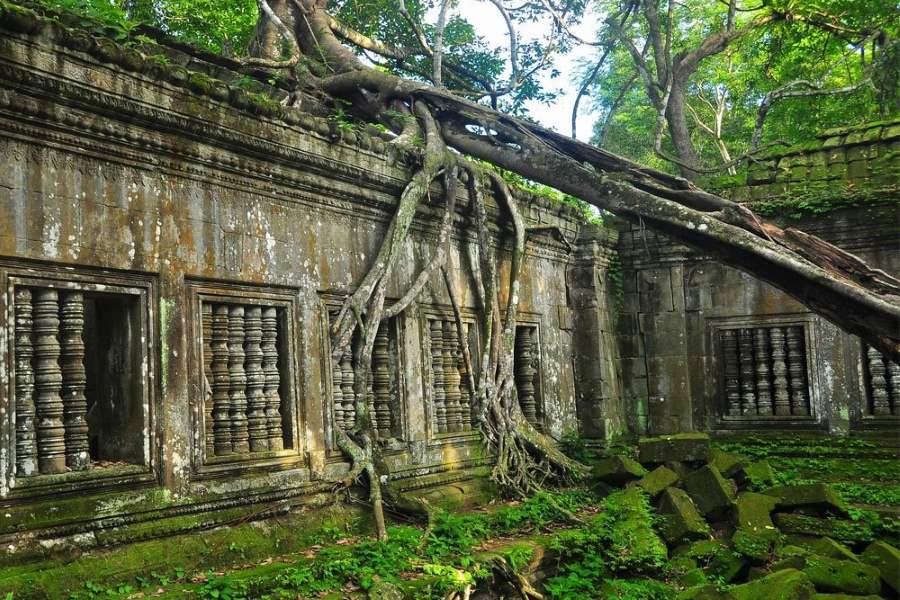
(770, 327), (790, 416)
(459, 323), (473, 431)
(60, 292), (89, 470)
(867, 345), (890, 416)
(211, 305), (232, 455)
(372, 325), (393, 437)
(752, 328), (773, 416)
(33, 289), (66, 474)
(444, 321), (462, 433)
(332, 348), (345, 430)
(737, 328), (757, 415)
(340, 348), (356, 430)
(244, 306), (268, 452)
(721, 329), (741, 417)
(14, 288), (37, 476)
(261, 307), (283, 450)
(515, 327), (538, 426)
(431, 320), (447, 434)
(786, 327), (810, 416)
(228, 305), (249, 453)
(885, 357), (900, 415)
(201, 303), (215, 456)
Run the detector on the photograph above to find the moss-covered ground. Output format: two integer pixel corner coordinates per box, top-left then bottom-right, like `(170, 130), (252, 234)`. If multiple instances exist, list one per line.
(2, 434), (898, 599)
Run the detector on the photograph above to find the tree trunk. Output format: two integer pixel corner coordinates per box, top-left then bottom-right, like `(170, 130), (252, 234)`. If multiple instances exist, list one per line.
(666, 76), (701, 181)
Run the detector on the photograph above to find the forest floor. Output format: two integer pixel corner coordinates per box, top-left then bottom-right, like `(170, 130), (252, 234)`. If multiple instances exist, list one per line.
(9, 434), (900, 600)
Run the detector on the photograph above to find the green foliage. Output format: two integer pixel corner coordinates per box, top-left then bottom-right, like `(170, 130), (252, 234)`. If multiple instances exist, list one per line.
(560, 430), (594, 464)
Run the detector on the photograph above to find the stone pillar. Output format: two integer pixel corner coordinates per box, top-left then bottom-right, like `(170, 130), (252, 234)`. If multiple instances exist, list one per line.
(568, 225), (625, 441)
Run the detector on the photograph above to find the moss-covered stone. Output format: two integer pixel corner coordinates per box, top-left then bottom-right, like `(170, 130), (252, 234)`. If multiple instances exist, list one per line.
(676, 584), (734, 600)
(673, 540), (745, 583)
(637, 465), (680, 497)
(738, 461), (775, 490)
(730, 569), (816, 600)
(732, 492), (781, 562)
(709, 449), (747, 478)
(765, 484), (849, 517)
(802, 555), (881, 595)
(592, 455), (648, 485)
(810, 594), (882, 600)
(773, 515), (873, 545)
(368, 577), (404, 600)
(657, 487), (710, 544)
(810, 538), (857, 563)
(683, 465), (736, 520)
(860, 540), (900, 595)
(639, 433), (711, 464)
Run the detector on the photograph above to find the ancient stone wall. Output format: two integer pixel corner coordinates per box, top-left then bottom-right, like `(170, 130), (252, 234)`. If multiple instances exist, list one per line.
(616, 120), (900, 436)
(0, 12), (619, 559)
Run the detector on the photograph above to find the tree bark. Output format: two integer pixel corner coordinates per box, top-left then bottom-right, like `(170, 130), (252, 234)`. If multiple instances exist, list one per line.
(665, 76), (701, 180)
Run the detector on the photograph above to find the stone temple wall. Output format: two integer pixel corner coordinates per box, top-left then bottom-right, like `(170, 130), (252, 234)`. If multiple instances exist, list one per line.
(615, 120), (900, 436)
(0, 11), (623, 559)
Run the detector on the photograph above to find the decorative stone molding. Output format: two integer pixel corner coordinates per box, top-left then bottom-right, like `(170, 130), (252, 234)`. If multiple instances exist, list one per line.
(427, 317), (475, 435)
(514, 325), (543, 431)
(862, 344), (900, 418)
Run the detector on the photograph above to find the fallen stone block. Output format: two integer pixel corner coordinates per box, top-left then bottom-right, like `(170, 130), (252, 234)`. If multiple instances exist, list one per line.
(732, 492), (781, 562)
(860, 540), (900, 595)
(738, 461), (775, 490)
(773, 514), (874, 544)
(658, 487), (710, 544)
(810, 594), (882, 600)
(734, 492), (779, 528)
(592, 455), (647, 485)
(730, 568), (816, 600)
(683, 465), (736, 520)
(765, 484), (849, 517)
(709, 448), (747, 478)
(637, 465), (680, 498)
(673, 539), (745, 582)
(639, 433), (711, 464)
(810, 538), (857, 563)
(676, 584), (734, 600)
(802, 555), (881, 595)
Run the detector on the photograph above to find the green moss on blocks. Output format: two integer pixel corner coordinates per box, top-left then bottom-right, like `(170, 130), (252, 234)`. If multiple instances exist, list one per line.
(773, 514), (874, 544)
(676, 584), (734, 599)
(673, 540), (745, 582)
(738, 461), (775, 490)
(592, 455), (648, 485)
(802, 555), (881, 595)
(810, 594), (882, 600)
(810, 538), (858, 563)
(730, 568), (816, 600)
(766, 484), (849, 517)
(657, 487), (710, 544)
(637, 465), (680, 497)
(732, 492), (781, 562)
(860, 540), (900, 595)
(639, 433), (711, 464)
(709, 449), (747, 478)
(683, 465), (736, 520)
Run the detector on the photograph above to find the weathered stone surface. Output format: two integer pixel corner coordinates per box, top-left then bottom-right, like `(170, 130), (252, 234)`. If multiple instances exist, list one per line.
(637, 465), (680, 497)
(683, 465), (736, 519)
(730, 569), (815, 600)
(673, 539), (745, 582)
(773, 515), (874, 544)
(639, 433), (711, 464)
(709, 449), (747, 478)
(677, 584), (734, 600)
(368, 577), (405, 600)
(809, 594), (882, 600)
(802, 555), (881, 595)
(732, 492), (780, 562)
(657, 487), (710, 544)
(810, 538), (857, 563)
(592, 455), (648, 485)
(738, 461), (776, 490)
(766, 484), (849, 517)
(860, 540), (900, 594)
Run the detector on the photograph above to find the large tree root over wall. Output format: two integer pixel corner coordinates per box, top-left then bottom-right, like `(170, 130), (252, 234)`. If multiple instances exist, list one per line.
(242, 0), (898, 540)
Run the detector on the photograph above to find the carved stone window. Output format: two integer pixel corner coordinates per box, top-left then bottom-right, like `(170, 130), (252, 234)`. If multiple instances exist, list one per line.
(717, 324), (812, 419)
(514, 325), (544, 431)
(427, 317), (476, 435)
(193, 286), (299, 468)
(329, 316), (403, 440)
(861, 344), (900, 417)
(10, 278), (151, 481)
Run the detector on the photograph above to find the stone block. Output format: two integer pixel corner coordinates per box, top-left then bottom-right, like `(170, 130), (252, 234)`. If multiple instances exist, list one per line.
(732, 492), (781, 562)
(657, 487), (709, 544)
(810, 538), (857, 563)
(592, 455), (647, 485)
(683, 465), (736, 520)
(730, 569), (816, 600)
(709, 449), (747, 478)
(765, 484), (849, 517)
(773, 514), (873, 545)
(860, 540), (900, 594)
(672, 540), (746, 583)
(639, 433), (711, 464)
(802, 555), (881, 595)
(676, 585), (734, 600)
(738, 461), (775, 490)
(810, 594), (882, 600)
(637, 465), (680, 498)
